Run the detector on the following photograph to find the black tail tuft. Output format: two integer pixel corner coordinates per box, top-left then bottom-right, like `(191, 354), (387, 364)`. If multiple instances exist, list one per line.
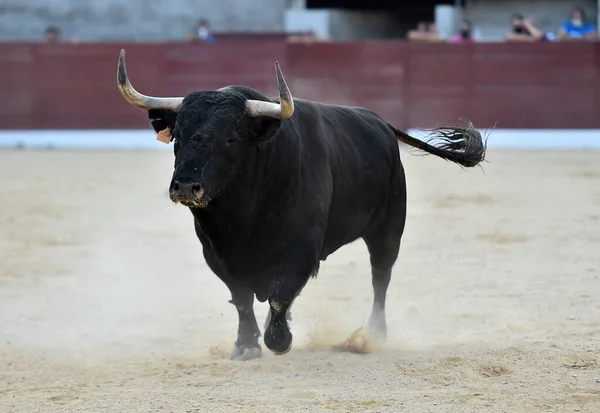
(388, 120), (488, 168)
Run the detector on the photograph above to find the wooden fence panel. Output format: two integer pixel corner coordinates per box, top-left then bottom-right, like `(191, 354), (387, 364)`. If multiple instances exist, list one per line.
(0, 40), (598, 130)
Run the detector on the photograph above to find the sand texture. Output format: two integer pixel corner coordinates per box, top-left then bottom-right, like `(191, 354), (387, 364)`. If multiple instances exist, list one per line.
(1, 148), (599, 412)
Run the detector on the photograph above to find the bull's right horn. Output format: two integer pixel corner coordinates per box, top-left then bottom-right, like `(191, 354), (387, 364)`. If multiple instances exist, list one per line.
(117, 49), (184, 111)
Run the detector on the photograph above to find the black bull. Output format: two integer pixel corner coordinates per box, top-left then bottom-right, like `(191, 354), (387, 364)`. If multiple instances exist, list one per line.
(117, 49), (487, 360)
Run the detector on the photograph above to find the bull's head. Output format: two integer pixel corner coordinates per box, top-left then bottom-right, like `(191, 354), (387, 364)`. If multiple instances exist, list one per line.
(116, 49), (294, 208)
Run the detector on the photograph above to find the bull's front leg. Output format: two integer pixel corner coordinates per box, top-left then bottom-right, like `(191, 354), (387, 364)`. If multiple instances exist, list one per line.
(264, 235), (320, 355)
(227, 282), (262, 361)
(264, 307), (292, 331)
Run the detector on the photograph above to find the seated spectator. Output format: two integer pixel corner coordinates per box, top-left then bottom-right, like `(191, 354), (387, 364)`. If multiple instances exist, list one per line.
(407, 22), (428, 41)
(525, 18), (556, 41)
(408, 22), (444, 43)
(188, 19), (215, 43)
(44, 26), (61, 43)
(505, 14), (545, 42)
(557, 7), (597, 40)
(449, 19), (477, 43)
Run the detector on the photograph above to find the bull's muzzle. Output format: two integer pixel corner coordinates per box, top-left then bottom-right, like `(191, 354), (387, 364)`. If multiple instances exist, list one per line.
(169, 180), (207, 207)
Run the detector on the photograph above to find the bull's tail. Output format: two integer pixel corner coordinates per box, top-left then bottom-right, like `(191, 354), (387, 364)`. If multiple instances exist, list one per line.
(387, 121), (487, 168)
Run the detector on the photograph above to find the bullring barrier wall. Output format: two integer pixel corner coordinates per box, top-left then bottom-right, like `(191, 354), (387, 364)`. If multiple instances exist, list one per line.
(1, 38), (599, 131)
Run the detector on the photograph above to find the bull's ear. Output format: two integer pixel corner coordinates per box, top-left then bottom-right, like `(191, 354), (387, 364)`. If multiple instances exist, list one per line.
(249, 116), (282, 143)
(148, 109), (177, 134)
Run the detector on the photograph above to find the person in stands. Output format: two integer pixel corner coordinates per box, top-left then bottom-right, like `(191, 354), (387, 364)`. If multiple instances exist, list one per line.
(504, 14), (547, 42)
(407, 22), (444, 43)
(449, 19), (477, 43)
(188, 18), (216, 43)
(557, 7), (597, 40)
(44, 26), (61, 43)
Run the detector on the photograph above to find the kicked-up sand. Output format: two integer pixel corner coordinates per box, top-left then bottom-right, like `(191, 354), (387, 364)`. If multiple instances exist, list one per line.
(0, 147), (599, 412)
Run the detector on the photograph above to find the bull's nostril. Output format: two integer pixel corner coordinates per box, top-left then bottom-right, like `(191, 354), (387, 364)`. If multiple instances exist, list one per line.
(192, 184), (202, 194)
(172, 182), (180, 192)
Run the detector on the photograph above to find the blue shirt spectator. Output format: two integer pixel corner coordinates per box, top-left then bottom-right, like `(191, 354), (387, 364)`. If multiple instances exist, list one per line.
(558, 7), (597, 40)
(561, 21), (595, 38)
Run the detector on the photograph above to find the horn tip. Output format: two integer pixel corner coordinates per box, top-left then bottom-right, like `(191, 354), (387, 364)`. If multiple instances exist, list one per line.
(117, 49), (127, 86)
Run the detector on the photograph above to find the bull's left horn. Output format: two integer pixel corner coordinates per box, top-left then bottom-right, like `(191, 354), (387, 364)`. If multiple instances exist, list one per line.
(245, 61), (294, 120)
(117, 49), (184, 111)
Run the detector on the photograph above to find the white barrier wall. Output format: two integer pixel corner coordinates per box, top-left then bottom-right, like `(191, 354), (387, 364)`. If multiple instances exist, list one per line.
(0, 130), (599, 150)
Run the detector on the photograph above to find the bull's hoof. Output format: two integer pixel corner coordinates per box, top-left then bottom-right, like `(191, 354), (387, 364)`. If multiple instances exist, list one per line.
(271, 343), (292, 356)
(366, 317), (388, 344)
(264, 324), (293, 355)
(229, 345), (262, 361)
(366, 327), (387, 344)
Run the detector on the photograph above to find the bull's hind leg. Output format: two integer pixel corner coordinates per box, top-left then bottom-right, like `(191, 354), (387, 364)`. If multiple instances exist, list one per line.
(363, 186), (406, 342)
(362, 233), (401, 342)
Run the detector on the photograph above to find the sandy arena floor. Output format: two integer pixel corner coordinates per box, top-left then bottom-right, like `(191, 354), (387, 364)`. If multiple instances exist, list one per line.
(0, 148), (599, 412)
